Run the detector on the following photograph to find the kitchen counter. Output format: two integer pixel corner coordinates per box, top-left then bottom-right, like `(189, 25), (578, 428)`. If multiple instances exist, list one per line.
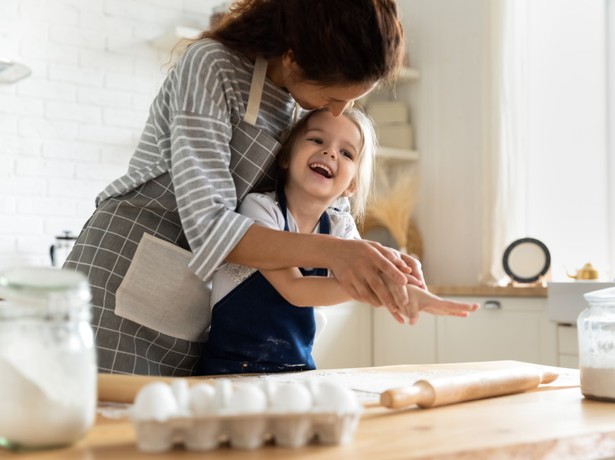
(4, 361), (615, 460)
(429, 284), (547, 297)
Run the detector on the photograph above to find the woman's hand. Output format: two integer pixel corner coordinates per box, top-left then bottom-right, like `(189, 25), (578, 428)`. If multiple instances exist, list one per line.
(396, 252), (425, 289)
(229, 227), (420, 310)
(328, 239), (415, 309)
(378, 250), (426, 322)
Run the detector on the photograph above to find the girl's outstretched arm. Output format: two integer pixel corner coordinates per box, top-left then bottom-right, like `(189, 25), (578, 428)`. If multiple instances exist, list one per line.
(259, 265), (407, 323)
(227, 224), (414, 309)
(397, 284), (480, 326)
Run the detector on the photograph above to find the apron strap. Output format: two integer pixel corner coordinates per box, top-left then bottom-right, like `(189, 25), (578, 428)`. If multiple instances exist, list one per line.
(276, 187), (330, 235)
(244, 56), (268, 126)
(277, 187), (330, 278)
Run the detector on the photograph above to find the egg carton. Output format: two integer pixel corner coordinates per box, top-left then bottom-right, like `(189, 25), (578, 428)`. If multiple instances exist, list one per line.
(130, 378), (363, 452)
(133, 409), (362, 452)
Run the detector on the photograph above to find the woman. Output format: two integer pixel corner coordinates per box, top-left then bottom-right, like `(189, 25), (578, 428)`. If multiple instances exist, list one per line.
(64, 0), (423, 376)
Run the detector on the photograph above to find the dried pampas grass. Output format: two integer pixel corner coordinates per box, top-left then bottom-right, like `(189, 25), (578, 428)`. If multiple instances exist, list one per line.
(362, 165), (423, 259)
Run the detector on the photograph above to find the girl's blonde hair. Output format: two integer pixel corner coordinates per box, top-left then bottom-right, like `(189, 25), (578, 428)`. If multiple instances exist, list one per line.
(276, 108), (377, 223)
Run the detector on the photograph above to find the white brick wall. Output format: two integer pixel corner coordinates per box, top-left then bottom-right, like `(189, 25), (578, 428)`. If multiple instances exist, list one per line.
(0, 0), (219, 269)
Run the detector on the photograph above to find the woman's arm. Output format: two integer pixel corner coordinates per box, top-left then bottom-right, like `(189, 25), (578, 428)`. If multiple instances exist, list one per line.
(227, 224), (418, 309)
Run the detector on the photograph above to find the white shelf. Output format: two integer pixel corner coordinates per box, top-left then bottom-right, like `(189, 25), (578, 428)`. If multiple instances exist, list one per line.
(377, 147), (419, 162)
(397, 67), (420, 82)
(360, 67), (420, 102)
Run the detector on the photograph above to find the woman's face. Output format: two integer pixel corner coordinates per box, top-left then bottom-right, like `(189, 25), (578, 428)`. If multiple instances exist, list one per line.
(284, 110), (362, 205)
(272, 52), (377, 117)
(287, 80), (376, 117)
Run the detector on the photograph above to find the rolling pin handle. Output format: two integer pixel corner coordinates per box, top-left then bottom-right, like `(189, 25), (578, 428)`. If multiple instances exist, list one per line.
(380, 383), (432, 409)
(540, 370), (559, 384)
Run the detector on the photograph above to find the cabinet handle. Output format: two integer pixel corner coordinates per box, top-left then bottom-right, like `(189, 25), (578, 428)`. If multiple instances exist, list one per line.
(483, 300), (502, 310)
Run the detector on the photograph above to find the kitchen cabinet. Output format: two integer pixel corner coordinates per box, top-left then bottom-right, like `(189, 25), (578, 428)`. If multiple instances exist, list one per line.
(435, 295), (557, 366)
(311, 301), (372, 369)
(373, 290), (558, 367)
(314, 301), (438, 369)
(317, 287), (559, 369)
(557, 324), (579, 368)
(372, 307), (436, 365)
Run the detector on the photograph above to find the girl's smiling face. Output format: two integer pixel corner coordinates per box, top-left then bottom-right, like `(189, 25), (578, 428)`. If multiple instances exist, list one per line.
(284, 110), (363, 206)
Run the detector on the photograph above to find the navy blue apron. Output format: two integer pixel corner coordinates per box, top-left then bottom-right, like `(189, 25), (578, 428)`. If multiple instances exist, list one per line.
(198, 189), (330, 375)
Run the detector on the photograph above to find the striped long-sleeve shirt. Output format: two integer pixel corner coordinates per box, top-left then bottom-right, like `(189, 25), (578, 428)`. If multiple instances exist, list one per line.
(96, 40), (300, 282)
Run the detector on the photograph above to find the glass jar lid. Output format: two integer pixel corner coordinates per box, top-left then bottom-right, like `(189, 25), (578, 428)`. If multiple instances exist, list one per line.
(0, 267), (91, 314)
(584, 286), (615, 305)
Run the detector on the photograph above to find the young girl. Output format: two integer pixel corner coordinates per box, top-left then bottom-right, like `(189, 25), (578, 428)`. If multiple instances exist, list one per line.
(199, 108), (478, 375)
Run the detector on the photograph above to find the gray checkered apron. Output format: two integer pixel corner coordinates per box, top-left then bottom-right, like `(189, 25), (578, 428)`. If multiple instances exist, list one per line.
(64, 57), (281, 375)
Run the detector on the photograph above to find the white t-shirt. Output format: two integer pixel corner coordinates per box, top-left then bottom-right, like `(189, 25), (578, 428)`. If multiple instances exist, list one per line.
(210, 191), (361, 307)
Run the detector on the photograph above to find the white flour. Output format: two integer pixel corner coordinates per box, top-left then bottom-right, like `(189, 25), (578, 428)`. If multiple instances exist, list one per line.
(228, 369), (463, 404)
(580, 366), (615, 401)
(0, 336), (97, 448)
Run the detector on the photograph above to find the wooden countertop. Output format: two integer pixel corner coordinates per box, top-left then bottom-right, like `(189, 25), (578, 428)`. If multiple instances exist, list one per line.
(5, 361), (615, 459)
(429, 284), (547, 297)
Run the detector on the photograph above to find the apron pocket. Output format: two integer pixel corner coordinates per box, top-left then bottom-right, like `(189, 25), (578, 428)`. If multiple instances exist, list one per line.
(115, 233), (211, 342)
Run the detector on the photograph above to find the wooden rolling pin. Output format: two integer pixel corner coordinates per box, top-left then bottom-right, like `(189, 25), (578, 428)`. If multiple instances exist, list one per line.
(98, 373), (215, 403)
(380, 367), (558, 409)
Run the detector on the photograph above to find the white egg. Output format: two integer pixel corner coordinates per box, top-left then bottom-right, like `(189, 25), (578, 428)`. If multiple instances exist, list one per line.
(271, 383), (313, 412)
(213, 379), (234, 411)
(304, 379), (322, 402)
(188, 383), (216, 416)
(132, 382), (179, 421)
(227, 384), (267, 413)
(259, 379), (278, 407)
(171, 379), (190, 415)
(313, 381), (360, 413)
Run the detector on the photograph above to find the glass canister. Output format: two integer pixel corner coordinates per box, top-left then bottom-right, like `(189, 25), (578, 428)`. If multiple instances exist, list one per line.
(577, 286), (615, 402)
(0, 267), (97, 450)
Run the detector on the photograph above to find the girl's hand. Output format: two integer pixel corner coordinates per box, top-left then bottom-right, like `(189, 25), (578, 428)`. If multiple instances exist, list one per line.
(402, 285), (480, 325)
(372, 303), (406, 325)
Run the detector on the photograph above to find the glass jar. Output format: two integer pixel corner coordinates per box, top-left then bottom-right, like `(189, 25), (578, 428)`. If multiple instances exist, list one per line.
(577, 286), (615, 402)
(0, 267), (97, 450)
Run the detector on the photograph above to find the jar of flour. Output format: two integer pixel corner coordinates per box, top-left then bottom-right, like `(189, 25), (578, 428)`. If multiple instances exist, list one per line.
(0, 267), (97, 449)
(578, 287), (615, 402)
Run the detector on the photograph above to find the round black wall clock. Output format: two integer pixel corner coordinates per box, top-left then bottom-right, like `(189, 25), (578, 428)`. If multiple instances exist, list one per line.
(502, 237), (551, 284)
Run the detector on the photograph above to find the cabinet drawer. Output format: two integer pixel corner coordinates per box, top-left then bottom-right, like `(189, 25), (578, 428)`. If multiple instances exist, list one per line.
(557, 324), (579, 355)
(372, 307), (436, 366)
(312, 301), (372, 369)
(450, 296), (547, 312)
(559, 354), (579, 369)
(437, 295), (557, 366)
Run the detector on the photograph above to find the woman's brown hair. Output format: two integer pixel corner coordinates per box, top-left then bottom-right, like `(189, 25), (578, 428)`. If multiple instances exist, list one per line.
(201, 0), (405, 86)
